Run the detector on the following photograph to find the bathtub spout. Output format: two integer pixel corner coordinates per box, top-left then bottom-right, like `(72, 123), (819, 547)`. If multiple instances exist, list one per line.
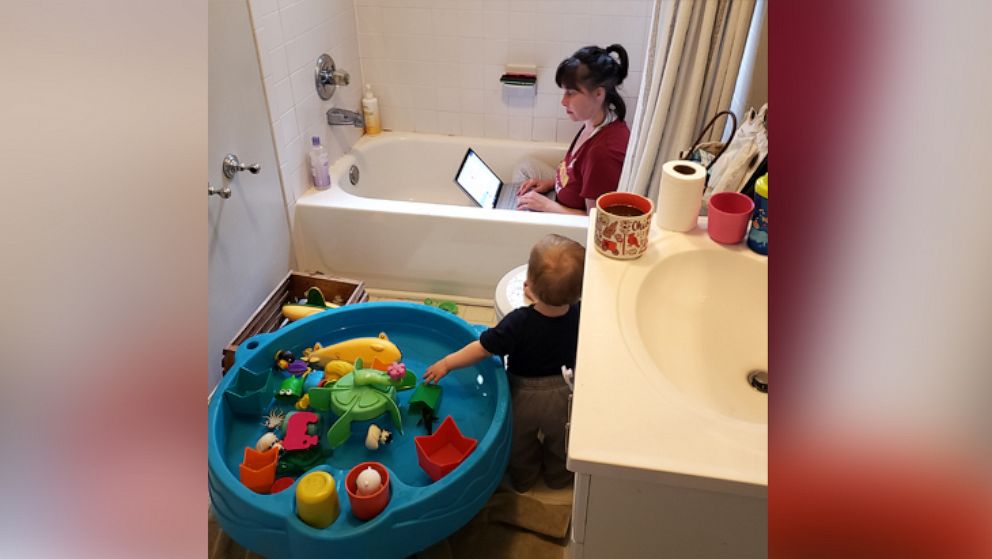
(327, 108), (364, 128)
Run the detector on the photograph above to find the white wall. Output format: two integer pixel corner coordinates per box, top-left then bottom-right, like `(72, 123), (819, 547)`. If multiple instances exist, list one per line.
(248, 0), (366, 229)
(244, 0), (651, 226)
(354, 0), (652, 142)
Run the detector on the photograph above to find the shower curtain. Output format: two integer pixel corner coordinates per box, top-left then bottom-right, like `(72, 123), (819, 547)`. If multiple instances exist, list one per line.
(620, 0), (759, 202)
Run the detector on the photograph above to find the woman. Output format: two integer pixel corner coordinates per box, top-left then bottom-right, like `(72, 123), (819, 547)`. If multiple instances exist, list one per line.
(516, 44), (631, 215)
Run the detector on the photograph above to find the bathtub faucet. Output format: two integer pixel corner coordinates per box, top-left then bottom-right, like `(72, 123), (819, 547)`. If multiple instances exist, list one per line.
(327, 108), (364, 128)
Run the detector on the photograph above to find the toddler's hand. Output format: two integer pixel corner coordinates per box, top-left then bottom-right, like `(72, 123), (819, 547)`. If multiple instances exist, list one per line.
(423, 359), (449, 384)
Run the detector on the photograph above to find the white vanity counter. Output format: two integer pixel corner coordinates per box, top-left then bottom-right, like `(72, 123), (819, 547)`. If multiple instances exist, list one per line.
(566, 213), (768, 558)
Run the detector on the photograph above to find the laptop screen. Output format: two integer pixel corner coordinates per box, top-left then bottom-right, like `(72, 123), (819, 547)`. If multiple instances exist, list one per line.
(454, 148), (502, 209)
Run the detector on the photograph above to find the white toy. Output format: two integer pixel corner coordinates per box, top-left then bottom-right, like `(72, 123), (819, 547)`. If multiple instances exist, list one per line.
(356, 466), (382, 496)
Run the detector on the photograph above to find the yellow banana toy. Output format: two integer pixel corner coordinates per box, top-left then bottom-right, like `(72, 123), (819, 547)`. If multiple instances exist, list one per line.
(311, 332), (401, 370)
(281, 287), (340, 322)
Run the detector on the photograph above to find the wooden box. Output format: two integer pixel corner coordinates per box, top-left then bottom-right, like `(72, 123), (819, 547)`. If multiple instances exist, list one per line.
(222, 271), (367, 373)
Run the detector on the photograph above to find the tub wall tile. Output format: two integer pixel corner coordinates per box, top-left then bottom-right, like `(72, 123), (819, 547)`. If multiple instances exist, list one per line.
(247, 0), (366, 216)
(357, 0), (651, 140)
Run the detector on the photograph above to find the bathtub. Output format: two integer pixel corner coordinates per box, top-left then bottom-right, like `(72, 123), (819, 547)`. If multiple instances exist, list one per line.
(293, 132), (588, 299)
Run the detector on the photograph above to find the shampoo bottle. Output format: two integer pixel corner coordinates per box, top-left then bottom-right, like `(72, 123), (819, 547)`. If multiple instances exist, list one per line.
(362, 84), (381, 135)
(308, 136), (331, 190)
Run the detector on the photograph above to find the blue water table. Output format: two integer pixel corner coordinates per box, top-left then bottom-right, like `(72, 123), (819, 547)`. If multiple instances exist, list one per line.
(208, 302), (510, 558)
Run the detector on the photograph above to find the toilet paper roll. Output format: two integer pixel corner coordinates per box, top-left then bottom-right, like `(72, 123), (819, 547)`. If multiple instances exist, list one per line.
(656, 160), (706, 232)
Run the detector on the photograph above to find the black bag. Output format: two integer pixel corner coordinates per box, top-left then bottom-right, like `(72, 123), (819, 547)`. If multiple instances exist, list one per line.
(679, 110), (738, 183)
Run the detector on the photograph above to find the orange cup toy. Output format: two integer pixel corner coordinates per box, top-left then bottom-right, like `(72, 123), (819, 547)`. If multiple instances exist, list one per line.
(239, 446), (279, 494)
(346, 462), (391, 521)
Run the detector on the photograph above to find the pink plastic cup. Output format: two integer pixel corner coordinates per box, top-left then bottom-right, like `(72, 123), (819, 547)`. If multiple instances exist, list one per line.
(707, 192), (755, 244)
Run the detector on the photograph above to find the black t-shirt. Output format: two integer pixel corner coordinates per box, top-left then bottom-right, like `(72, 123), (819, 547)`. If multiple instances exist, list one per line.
(479, 303), (581, 377)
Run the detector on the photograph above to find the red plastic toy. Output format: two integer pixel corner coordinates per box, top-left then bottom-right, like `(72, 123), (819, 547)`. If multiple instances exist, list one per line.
(345, 462), (391, 520)
(414, 416), (477, 481)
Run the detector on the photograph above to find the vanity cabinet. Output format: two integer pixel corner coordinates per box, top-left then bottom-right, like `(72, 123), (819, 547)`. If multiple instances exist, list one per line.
(566, 470), (767, 558)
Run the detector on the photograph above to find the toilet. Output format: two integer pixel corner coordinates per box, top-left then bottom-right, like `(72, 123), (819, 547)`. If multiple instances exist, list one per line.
(494, 264), (529, 320)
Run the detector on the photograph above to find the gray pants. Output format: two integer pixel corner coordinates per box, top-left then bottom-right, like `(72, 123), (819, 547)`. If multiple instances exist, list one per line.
(508, 373), (573, 491)
(511, 156), (557, 187)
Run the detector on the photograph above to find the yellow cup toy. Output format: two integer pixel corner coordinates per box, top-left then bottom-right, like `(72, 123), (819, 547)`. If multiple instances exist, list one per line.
(295, 471), (340, 528)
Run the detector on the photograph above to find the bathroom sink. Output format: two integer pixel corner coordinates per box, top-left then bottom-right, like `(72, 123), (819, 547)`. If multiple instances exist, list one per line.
(569, 219), (766, 494)
(619, 238), (768, 424)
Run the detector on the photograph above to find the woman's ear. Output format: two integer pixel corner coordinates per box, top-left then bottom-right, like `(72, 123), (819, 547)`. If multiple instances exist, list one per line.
(594, 86), (606, 104)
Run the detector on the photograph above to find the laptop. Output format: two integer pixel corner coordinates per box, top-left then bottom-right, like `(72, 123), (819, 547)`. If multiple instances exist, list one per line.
(454, 148), (543, 210)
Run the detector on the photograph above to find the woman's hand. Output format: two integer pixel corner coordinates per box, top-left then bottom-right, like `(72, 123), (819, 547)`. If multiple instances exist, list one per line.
(516, 191), (557, 212)
(517, 177), (554, 196)
(423, 358), (449, 384)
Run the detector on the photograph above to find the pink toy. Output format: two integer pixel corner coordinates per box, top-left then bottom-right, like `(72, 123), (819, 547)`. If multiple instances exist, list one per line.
(282, 411), (319, 451)
(386, 362), (406, 381)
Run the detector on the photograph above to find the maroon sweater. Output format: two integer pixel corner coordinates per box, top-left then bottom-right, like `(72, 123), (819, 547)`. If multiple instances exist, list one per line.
(554, 119), (630, 210)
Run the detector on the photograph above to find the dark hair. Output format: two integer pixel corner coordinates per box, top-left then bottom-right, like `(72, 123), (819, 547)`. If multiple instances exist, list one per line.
(555, 44), (630, 121)
(527, 234), (586, 306)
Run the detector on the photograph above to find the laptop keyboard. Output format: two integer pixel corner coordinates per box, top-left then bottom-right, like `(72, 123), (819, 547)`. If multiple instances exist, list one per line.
(495, 185), (519, 210)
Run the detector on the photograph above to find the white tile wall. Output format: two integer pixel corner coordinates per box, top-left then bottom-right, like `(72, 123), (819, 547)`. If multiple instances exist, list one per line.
(244, 0), (651, 224)
(354, 0), (652, 142)
(248, 0), (366, 226)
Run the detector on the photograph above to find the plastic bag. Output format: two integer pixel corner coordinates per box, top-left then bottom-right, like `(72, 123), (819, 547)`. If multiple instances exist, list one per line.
(706, 103), (768, 200)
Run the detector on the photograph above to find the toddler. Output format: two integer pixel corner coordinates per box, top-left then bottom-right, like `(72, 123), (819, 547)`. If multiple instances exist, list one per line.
(424, 234), (584, 491)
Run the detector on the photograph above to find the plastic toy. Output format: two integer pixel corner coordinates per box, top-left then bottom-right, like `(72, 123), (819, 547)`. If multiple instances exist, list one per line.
(239, 446), (280, 493)
(325, 359), (403, 449)
(255, 432), (282, 452)
(270, 477), (295, 494)
(320, 360), (354, 385)
(224, 367), (278, 416)
(423, 298), (459, 314)
(282, 287), (341, 321)
(415, 416), (478, 481)
(282, 411), (319, 451)
(409, 382), (442, 434)
(386, 362), (406, 381)
(276, 374), (307, 404)
(276, 446), (326, 476)
(287, 359), (310, 375)
(209, 302), (513, 558)
(262, 409), (285, 430)
(295, 470), (340, 528)
(356, 467), (382, 496)
(310, 332), (402, 369)
(274, 349), (295, 369)
(346, 462), (391, 520)
(364, 424), (393, 450)
(294, 393), (311, 410)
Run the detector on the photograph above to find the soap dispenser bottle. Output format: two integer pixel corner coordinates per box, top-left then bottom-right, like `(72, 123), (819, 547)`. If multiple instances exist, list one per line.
(362, 84), (381, 135)
(308, 136), (331, 190)
(747, 173), (768, 254)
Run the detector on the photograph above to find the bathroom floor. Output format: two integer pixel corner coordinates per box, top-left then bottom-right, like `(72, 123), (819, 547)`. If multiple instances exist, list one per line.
(210, 290), (572, 559)
(365, 288), (500, 327)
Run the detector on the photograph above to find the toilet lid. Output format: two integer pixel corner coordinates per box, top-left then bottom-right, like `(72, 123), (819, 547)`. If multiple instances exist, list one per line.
(494, 264), (529, 319)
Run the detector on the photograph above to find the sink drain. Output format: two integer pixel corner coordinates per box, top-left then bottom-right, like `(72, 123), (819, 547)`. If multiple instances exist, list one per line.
(349, 164), (360, 186)
(747, 370), (768, 393)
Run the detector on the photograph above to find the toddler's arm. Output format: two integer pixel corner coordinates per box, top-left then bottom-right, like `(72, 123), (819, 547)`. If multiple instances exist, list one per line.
(423, 341), (491, 384)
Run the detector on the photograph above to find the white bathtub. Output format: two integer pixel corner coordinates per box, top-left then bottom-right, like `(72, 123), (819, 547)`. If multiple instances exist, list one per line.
(292, 132), (588, 299)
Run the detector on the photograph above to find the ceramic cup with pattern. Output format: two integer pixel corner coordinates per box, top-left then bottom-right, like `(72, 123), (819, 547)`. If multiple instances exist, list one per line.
(594, 192), (654, 259)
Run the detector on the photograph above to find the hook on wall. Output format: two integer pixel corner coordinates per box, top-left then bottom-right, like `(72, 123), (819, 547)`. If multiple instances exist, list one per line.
(315, 54), (350, 100)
